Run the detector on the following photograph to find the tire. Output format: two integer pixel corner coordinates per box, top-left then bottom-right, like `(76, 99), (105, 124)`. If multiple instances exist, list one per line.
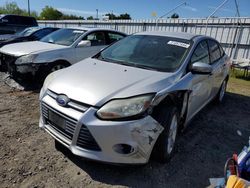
(153, 106), (180, 163)
(37, 62), (69, 82)
(215, 79), (228, 103)
(49, 63), (68, 73)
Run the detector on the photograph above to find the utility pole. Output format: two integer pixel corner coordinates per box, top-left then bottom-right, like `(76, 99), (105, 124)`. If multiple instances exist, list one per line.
(28, 0), (30, 16)
(205, 0), (229, 34)
(96, 9), (99, 20)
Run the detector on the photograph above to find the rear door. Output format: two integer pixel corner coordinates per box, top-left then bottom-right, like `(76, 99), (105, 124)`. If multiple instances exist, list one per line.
(106, 31), (126, 45)
(207, 40), (225, 98)
(187, 40), (213, 118)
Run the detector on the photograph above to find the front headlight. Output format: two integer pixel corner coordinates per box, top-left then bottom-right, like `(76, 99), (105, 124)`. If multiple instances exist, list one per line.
(39, 72), (56, 99)
(15, 54), (38, 65)
(96, 94), (154, 120)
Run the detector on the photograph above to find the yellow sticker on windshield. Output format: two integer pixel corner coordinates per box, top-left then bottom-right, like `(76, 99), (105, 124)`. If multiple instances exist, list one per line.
(168, 41), (190, 48)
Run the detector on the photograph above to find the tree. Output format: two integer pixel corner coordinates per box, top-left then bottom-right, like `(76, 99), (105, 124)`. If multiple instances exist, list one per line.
(105, 13), (132, 20)
(118, 13), (131, 20)
(171, 13), (179, 19)
(61, 14), (84, 20)
(0, 2), (23, 15)
(40, 6), (63, 20)
(0, 2), (38, 18)
(105, 13), (116, 20)
(87, 16), (94, 20)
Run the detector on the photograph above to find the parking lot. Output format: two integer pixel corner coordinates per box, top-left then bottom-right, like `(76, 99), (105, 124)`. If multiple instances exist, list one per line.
(0, 72), (249, 188)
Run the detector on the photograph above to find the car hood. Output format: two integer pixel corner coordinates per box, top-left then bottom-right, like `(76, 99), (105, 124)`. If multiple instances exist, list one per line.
(0, 41), (66, 57)
(0, 34), (15, 41)
(48, 58), (176, 107)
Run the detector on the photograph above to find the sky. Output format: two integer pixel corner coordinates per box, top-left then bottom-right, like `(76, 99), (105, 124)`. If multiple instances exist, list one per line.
(0, 0), (250, 19)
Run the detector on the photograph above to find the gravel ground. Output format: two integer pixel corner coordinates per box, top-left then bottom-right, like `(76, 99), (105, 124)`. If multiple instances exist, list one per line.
(0, 73), (249, 188)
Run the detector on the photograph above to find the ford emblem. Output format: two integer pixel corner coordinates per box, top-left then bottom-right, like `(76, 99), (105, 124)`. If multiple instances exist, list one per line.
(56, 95), (70, 107)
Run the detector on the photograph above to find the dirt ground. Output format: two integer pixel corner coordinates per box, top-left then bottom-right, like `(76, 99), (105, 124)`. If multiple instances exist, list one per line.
(0, 73), (249, 188)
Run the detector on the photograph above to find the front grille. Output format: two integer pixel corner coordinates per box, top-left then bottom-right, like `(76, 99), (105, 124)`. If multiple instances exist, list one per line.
(42, 102), (101, 151)
(42, 103), (77, 140)
(47, 89), (90, 113)
(77, 125), (101, 151)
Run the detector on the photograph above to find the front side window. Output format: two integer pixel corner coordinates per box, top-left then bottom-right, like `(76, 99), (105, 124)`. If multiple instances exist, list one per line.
(208, 40), (221, 63)
(41, 29), (85, 46)
(191, 40), (210, 64)
(83, 32), (106, 46)
(97, 35), (191, 72)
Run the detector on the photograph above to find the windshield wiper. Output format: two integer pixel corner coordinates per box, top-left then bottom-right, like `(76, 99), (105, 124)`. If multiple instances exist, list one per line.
(133, 64), (159, 71)
(96, 53), (110, 62)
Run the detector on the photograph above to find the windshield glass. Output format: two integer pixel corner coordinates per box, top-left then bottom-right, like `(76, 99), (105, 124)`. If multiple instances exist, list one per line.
(98, 35), (191, 72)
(17, 27), (40, 37)
(40, 28), (85, 46)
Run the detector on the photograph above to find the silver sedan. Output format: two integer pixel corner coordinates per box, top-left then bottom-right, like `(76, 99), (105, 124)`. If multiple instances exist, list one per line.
(39, 31), (230, 164)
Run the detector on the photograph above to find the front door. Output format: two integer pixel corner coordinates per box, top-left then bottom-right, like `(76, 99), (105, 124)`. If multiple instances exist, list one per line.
(75, 31), (107, 63)
(187, 40), (213, 119)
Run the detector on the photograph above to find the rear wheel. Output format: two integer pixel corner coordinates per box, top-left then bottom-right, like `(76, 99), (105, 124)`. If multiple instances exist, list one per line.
(215, 79), (227, 103)
(153, 106), (180, 163)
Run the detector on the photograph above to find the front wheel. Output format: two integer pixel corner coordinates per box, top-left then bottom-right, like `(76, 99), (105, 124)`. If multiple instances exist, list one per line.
(153, 106), (180, 163)
(50, 63), (68, 73)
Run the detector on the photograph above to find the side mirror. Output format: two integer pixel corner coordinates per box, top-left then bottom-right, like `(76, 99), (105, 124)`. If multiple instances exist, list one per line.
(77, 40), (91, 47)
(191, 62), (212, 74)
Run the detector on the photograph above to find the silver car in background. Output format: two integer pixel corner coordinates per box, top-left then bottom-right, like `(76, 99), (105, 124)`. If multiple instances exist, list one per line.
(0, 27), (126, 78)
(39, 31), (230, 164)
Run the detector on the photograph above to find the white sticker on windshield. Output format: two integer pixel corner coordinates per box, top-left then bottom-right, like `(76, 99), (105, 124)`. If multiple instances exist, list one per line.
(168, 41), (190, 48)
(73, 30), (85, 34)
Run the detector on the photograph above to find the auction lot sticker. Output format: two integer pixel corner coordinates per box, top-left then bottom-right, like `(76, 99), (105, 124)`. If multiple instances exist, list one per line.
(168, 41), (190, 48)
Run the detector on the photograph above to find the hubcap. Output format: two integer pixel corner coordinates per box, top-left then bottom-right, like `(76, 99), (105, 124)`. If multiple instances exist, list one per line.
(219, 81), (226, 101)
(51, 64), (66, 72)
(166, 114), (178, 154)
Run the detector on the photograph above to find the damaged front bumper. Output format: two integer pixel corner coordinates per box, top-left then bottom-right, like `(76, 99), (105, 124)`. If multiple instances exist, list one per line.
(39, 94), (164, 164)
(16, 63), (40, 75)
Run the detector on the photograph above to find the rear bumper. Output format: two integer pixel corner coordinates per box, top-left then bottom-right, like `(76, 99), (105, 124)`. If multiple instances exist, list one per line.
(39, 94), (163, 164)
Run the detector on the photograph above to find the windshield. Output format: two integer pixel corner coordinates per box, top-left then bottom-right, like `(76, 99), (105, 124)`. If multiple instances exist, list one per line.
(40, 28), (85, 46)
(98, 35), (191, 72)
(17, 27), (40, 37)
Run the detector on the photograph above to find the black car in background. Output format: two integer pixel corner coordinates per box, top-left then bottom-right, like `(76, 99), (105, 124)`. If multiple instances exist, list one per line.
(0, 27), (59, 48)
(0, 14), (38, 35)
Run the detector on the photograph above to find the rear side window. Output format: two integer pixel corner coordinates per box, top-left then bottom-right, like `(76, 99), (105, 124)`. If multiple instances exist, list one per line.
(3, 15), (17, 24)
(107, 32), (125, 44)
(208, 40), (222, 63)
(191, 40), (210, 64)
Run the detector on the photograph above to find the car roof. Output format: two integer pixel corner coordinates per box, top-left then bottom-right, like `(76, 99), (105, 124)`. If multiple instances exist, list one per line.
(62, 27), (126, 34)
(0, 14), (36, 19)
(134, 31), (199, 40)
